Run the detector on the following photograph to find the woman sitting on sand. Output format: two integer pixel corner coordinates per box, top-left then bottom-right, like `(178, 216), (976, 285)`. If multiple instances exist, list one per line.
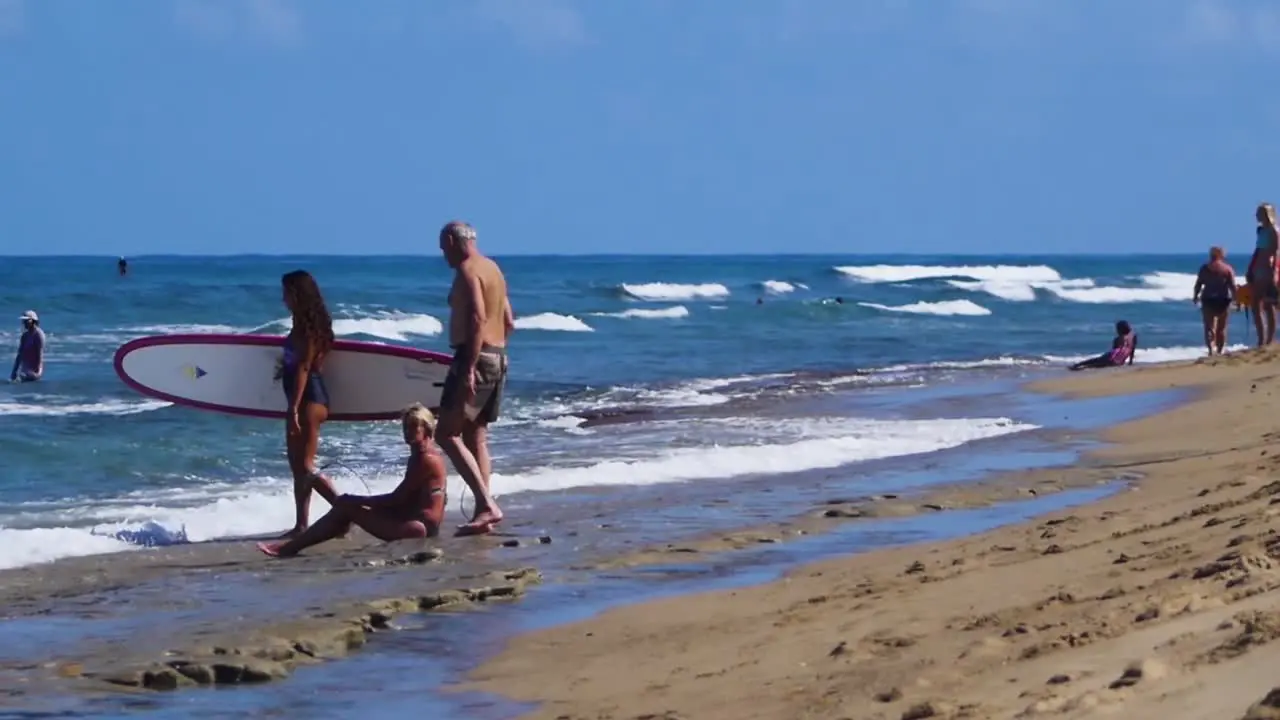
(276, 270), (341, 538)
(257, 403), (448, 558)
(1069, 321), (1137, 372)
(1194, 246), (1238, 356)
(1246, 203), (1279, 347)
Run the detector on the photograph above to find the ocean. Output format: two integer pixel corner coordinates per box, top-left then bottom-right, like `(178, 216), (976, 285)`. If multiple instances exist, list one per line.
(0, 253), (1232, 573)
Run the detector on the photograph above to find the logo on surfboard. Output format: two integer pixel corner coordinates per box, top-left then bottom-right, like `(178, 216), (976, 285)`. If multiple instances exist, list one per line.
(183, 365), (208, 380)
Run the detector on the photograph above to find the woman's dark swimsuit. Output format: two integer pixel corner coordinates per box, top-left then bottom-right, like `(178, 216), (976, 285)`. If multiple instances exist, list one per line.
(282, 335), (330, 409)
(1248, 226), (1280, 303)
(1200, 266), (1235, 315)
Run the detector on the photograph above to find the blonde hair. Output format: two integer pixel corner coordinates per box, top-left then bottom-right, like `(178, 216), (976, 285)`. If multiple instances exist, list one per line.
(1260, 203), (1277, 226)
(1210, 245), (1224, 260)
(401, 403), (437, 435)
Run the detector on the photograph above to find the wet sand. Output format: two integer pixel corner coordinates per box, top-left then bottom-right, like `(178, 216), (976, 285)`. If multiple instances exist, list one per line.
(0, 369), (1183, 714)
(464, 347), (1280, 720)
(0, 533), (544, 698)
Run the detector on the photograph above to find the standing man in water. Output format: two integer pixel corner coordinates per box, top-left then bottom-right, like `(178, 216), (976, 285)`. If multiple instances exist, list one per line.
(10, 311), (45, 383)
(437, 221), (514, 536)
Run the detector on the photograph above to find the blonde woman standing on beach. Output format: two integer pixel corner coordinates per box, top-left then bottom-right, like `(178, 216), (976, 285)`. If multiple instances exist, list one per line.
(1247, 203), (1279, 346)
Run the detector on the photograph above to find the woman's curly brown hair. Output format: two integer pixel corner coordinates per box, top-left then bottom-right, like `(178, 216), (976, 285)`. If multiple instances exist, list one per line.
(282, 270), (334, 363)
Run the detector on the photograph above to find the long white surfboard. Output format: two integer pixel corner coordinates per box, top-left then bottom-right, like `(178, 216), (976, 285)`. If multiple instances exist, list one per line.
(113, 333), (455, 421)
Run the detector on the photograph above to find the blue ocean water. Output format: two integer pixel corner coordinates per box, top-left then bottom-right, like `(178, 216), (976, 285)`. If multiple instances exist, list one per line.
(0, 253), (1230, 570)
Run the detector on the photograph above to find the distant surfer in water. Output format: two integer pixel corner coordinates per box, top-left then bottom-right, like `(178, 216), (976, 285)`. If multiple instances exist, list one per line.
(117, 257), (128, 276)
(257, 403), (447, 558)
(1069, 321), (1137, 371)
(276, 270), (340, 538)
(437, 221), (514, 536)
(1246, 202), (1279, 346)
(10, 311), (44, 383)
(1193, 246), (1237, 356)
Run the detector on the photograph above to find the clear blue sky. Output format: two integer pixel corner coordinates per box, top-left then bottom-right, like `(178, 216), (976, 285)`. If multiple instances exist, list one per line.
(1, 0), (1277, 256)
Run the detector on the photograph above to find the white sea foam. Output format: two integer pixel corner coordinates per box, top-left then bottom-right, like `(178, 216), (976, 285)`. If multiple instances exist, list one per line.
(622, 385), (732, 407)
(947, 278), (1096, 302)
(888, 343), (1234, 369)
(592, 306), (690, 320)
(680, 372), (796, 391)
(0, 414), (1034, 569)
(493, 371), (799, 426)
(835, 264), (1062, 284)
(1045, 272), (1195, 304)
(515, 313), (593, 332)
(620, 282), (730, 301)
(54, 311), (442, 349)
(0, 528), (139, 570)
(1047, 344), (1247, 365)
(509, 384), (733, 420)
(121, 323), (244, 335)
(535, 415), (592, 433)
(487, 416), (1034, 494)
(760, 280), (806, 294)
(834, 263), (1111, 304)
(275, 312), (443, 340)
(877, 357), (1039, 372)
(0, 398), (171, 417)
(858, 299), (992, 316)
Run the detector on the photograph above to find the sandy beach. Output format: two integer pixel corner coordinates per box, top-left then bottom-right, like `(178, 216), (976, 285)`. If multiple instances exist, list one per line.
(465, 347), (1280, 720)
(0, 352), (1248, 718)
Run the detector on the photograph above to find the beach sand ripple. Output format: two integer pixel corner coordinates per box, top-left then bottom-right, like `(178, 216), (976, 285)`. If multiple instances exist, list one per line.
(462, 346), (1280, 720)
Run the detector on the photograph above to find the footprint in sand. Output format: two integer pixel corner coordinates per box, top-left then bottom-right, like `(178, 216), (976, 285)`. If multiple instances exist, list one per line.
(1243, 687), (1280, 719)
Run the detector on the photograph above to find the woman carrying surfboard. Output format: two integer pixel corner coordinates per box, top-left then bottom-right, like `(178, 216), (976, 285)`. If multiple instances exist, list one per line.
(256, 403), (447, 557)
(277, 270), (341, 538)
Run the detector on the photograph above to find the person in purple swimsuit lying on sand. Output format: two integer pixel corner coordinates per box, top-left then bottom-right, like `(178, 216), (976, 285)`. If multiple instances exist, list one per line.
(1069, 320), (1137, 372)
(257, 403), (448, 558)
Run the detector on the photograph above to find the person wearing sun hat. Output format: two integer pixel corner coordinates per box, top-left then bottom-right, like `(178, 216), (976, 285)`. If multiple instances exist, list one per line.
(10, 310), (45, 383)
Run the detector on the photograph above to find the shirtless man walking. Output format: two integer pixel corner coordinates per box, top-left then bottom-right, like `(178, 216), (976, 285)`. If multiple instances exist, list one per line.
(437, 221), (514, 536)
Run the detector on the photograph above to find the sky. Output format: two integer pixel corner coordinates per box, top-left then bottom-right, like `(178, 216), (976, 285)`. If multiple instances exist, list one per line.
(2, 0), (1280, 256)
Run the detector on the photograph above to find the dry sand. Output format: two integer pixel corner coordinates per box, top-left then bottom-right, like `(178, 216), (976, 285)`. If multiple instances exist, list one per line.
(465, 347), (1280, 720)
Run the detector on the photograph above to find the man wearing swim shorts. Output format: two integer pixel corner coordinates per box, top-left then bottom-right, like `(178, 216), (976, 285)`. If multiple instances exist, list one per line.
(437, 221), (514, 536)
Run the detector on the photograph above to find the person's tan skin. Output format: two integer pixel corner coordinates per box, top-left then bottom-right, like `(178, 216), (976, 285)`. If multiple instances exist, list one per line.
(438, 221), (515, 535)
(278, 270), (339, 538)
(1193, 246), (1237, 356)
(257, 404), (447, 558)
(1248, 204), (1279, 346)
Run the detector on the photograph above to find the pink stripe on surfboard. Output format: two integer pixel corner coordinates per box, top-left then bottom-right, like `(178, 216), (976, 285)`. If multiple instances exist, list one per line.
(112, 333), (454, 422)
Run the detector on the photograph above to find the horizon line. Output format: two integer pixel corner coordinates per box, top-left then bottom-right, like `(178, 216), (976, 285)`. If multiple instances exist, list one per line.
(0, 250), (1213, 260)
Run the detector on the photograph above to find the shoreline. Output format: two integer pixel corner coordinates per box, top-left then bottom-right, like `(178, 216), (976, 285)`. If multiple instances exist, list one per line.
(576, 383), (1185, 574)
(462, 347), (1280, 720)
(0, 365), (1193, 713)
